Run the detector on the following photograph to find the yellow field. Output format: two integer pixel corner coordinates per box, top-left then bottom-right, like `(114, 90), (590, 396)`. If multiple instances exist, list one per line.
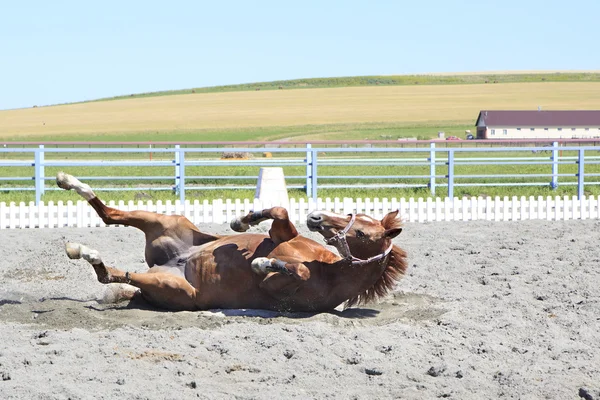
(1, 82), (599, 139)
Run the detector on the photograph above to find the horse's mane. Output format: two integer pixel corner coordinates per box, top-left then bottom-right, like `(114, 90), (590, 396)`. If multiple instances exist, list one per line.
(345, 217), (408, 309)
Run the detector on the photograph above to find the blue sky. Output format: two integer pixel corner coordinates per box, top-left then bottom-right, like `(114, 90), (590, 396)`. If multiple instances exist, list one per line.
(1, 0), (598, 110)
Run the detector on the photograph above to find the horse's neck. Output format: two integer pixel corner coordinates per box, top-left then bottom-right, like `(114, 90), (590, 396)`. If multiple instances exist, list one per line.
(327, 256), (389, 304)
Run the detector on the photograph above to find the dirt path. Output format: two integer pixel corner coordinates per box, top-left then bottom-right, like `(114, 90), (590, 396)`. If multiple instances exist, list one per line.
(0, 220), (599, 399)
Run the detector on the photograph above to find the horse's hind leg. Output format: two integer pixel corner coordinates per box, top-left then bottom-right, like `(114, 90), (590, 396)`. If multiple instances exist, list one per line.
(56, 171), (213, 236)
(66, 242), (126, 284)
(56, 171), (161, 230)
(56, 172), (217, 266)
(231, 207), (298, 244)
(66, 242), (199, 311)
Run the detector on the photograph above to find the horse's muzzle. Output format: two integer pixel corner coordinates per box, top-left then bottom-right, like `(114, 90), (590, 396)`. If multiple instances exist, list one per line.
(306, 212), (325, 231)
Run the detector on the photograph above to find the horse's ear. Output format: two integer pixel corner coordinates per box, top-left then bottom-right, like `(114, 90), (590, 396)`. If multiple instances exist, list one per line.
(381, 210), (400, 227)
(382, 210), (402, 239)
(384, 228), (402, 239)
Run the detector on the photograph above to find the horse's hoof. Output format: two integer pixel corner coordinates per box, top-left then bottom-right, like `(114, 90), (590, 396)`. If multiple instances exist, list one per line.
(265, 259), (293, 276)
(66, 242), (102, 265)
(230, 218), (249, 232)
(56, 171), (74, 190)
(251, 257), (271, 274)
(101, 284), (140, 304)
(65, 242), (82, 259)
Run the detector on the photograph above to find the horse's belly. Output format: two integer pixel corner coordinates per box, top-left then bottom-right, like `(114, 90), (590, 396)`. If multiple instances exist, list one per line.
(181, 234), (339, 310)
(184, 239), (264, 294)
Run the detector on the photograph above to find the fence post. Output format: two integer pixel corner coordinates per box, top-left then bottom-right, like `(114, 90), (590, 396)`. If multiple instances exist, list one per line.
(311, 150), (318, 202)
(34, 145), (45, 204)
(577, 148), (585, 199)
(447, 150), (455, 199)
(551, 141), (559, 189)
(429, 142), (436, 196)
(178, 146), (186, 203)
(305, 144), (312, 195)
(174, 144), (181, 193)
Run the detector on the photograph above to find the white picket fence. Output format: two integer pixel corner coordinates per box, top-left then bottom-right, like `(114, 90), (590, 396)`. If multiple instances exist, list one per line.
(1, 196), (599, 229)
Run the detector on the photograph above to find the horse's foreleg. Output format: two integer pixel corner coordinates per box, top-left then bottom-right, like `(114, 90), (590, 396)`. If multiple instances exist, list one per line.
(231, 207), (298, 243)
(251, 257), (310, 280)
(66, 242), (199, 311)
(252, 258), (310, 301)
(230, 210), (268, 232)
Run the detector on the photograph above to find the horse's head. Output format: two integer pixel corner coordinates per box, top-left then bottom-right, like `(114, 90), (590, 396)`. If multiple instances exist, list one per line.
(307, 209), (407, 308)
(307, 210), (403, 261)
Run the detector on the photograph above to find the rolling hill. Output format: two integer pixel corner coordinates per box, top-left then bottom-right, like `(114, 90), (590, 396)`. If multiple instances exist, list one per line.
(1, 73), (599, 142)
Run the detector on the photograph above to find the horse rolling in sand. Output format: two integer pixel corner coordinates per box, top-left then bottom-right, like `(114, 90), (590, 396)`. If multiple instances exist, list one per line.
(56, 172), (408, 312)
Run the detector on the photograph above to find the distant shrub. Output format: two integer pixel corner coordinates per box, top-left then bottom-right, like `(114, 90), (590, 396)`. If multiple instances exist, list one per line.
(221, 152), (253, 159)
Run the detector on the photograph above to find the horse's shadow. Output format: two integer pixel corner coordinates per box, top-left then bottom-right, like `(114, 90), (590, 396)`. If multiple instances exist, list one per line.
(33, 294), (381, 320)
(212, 307), (380, 319)
(330, 307), (380, 319)
(81, 295), (381, 320)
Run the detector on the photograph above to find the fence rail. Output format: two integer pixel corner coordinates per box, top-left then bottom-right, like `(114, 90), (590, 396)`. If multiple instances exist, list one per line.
(1, 142), (599, 203)
(1, 195), (599, 229)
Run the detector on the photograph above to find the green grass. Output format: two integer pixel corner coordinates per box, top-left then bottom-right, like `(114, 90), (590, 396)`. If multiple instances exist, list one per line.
(0, 122), (473, 143)
(1, 185), (595, 205)
(2, 150), (600, 203)
(96, 72), (600, 103)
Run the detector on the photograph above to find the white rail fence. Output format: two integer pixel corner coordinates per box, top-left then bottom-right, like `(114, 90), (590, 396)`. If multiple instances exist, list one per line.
(1, 196), (599, 229)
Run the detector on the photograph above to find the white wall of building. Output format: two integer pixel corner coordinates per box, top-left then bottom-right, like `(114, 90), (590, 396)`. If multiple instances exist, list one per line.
(485, 126), (600, 139)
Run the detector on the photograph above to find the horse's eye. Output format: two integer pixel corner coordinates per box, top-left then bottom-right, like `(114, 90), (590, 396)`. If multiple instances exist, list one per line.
(356, 230), (365, 238)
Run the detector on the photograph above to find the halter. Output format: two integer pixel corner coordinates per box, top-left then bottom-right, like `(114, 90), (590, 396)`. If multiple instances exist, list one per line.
(325, 214), (394, 266)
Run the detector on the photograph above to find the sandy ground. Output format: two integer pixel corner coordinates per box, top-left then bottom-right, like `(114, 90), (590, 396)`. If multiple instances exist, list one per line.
(0, 220), (599, 399)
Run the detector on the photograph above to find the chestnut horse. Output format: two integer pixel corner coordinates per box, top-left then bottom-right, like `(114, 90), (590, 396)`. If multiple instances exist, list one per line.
(56, 172), (407, 312)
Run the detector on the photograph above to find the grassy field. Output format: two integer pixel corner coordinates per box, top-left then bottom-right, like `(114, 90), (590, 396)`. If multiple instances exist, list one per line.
(1, 72), (600, 202)
(0, 122), (474, 143)
(99, 71), (600, 100)
(4, 186), (593, 205)
(1, 79), (599, 142)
